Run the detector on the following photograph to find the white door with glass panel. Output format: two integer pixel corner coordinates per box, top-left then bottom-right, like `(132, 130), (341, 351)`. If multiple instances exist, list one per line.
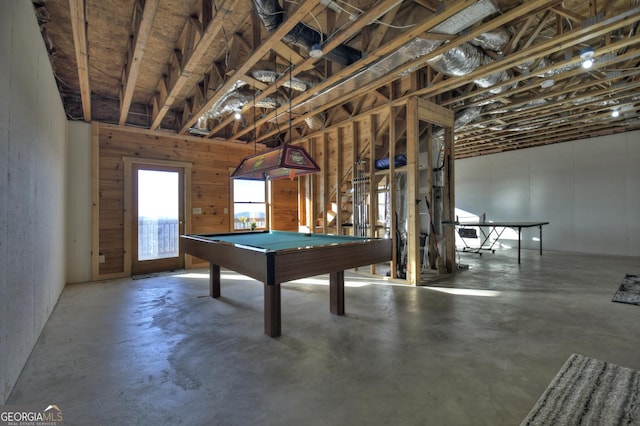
(132, 165), (185, 274)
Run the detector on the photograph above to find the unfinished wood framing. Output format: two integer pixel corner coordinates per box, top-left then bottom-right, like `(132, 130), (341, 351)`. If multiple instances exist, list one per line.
(298, 95), (454, 284)
(119, 0), (159, 125)
(68, 0), (91, 120)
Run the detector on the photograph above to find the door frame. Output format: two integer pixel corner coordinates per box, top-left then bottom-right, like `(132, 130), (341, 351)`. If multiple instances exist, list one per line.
(123, 157), (192, 277)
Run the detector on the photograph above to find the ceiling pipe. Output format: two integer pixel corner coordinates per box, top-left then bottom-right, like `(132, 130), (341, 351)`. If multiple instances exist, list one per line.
(252, 0), (362, 66)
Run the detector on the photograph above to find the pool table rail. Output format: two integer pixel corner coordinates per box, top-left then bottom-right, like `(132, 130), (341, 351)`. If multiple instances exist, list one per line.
(180, 232), (392, 337)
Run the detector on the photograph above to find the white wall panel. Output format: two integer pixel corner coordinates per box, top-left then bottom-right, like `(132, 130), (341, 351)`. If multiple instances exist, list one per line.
(488, 149), (531, 221)
(529, 143), (575, 251)
(455, 155), (492, 218)
(6, 0), (38, 403)
(0, 0), (67, 404)
(627, 132), (640, 255)
(573, 135), (628, 255)
(455, 130), (640, 256)
(0, 0), (13, 406)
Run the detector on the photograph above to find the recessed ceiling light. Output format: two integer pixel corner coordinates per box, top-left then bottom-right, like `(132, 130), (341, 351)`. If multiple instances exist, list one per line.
(540, 79), (554, 88)
(611, 109), (620, 118)
(580, 47), (595, 69)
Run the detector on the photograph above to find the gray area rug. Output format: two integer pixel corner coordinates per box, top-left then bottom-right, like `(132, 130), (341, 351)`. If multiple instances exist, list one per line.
(521, 354), (640, 425)
(612, 274), (640, 306)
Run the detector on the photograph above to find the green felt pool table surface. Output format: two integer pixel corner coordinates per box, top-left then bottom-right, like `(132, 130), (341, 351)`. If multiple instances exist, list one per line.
(195, 231), (372, 251)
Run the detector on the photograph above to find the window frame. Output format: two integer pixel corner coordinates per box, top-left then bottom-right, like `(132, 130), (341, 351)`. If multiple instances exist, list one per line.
(230, 178), (270, 231)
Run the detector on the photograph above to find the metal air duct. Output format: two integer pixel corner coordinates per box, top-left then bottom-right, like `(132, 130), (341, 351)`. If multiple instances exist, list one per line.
(252, 0), (362, 66)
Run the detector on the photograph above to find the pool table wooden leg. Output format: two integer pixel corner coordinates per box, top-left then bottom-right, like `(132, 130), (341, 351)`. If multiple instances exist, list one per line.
(210, 264), (221, 298)
(330, 271), (345, 315)
(264, 283), (281, 337)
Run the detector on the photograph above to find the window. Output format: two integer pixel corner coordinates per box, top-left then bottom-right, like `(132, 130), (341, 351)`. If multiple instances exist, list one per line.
(232, 179), (267, 230)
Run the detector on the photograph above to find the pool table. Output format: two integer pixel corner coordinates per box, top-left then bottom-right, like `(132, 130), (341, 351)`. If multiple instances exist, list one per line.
(181, 231), (392, 337)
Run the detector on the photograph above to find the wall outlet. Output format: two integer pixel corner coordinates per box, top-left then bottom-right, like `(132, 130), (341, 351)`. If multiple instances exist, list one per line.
(223, 208), (228, 214)
(99, 254), (105, 263)
(192, 207), (202, 214)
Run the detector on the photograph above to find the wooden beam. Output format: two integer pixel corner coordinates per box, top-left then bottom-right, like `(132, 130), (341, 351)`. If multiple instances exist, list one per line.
(503, 15), (535, 56)
(521, 11), (553, 51)
(335, 127), (343, 236)
(406, 98), (420, 285)
(412, 6), (640, 98)
(205, 0), (408, 138)
(600, 0), (617, 17)
(181, 0), (323, 133)
(272, 41), (308, 69)
(417, 97), (454, 127)
(388, 105), (397, 279)
(119, 0), (160, 125)
(248, 0), (562, 144)
(322, 133), (329, 232)
(446, 36), (640, 108)
(413, 0), (439, 12)
(151, 0), (245, 130)
(551, 6), (585, 23)
(367, 5), (400, 52)
(68, 0), (91, 121)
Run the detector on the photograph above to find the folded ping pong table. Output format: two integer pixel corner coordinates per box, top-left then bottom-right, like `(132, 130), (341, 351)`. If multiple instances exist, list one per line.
(454, 221), (550, 264)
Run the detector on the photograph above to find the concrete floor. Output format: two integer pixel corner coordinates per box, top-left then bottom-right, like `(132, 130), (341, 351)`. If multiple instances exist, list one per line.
(7, 249), (640, 425)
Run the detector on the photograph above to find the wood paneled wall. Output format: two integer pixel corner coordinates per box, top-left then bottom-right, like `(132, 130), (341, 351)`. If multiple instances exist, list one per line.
(94, 123), (257, 278)
(271, 179), (299, 231)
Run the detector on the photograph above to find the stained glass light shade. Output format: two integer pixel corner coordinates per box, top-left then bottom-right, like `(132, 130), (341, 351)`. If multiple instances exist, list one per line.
(230, 144), (320, 181)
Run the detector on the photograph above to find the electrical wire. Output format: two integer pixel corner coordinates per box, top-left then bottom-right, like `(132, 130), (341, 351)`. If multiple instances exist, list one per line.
(327, 0), (412, 29)
(308, 10), (324, 44)
(222, 29), (230, 69)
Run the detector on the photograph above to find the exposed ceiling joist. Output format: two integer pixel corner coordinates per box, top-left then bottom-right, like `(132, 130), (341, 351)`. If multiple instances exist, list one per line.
(234, 0), (495, 143)
(251, 0), (562, 144)
(180, 0), (323, 134)
(38, 0), (640, 157)
(68, 0), (91, 121)
(202, 0), (404, 139)
(119, 0), (159, 126)
(151, 0), (245, 130)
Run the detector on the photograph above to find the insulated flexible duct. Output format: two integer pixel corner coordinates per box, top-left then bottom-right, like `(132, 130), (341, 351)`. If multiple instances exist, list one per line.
(252, 0), (362, 66)
(251, 69), (317, 91)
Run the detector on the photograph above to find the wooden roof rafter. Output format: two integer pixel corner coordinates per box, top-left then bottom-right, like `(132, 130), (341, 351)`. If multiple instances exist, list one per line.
(446, 37), (640, 111)
(456, 107), (640, 156)
(248, 0), (564, 144)
(458, 88), (640, 143)
(180, 0), (324, 134)
(463, 75), (640, 129)
(68, 0), (91, 121)
(200, 0), (406, 139)
(150, 0), (247, 130)
(232, 0), (518, 143)
(414, 6), (640, 100)
(119, 0), (159, 126)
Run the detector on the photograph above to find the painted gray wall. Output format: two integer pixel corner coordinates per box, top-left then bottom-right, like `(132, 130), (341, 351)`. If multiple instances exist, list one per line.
(455, 130), (640, 256)
(1, 1), (68, 403)
(66, 121), (92, 283)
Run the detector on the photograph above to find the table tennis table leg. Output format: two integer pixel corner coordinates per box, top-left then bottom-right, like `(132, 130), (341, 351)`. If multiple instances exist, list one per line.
(517, 227), (522, 264)
(539, 225), (543, 255)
